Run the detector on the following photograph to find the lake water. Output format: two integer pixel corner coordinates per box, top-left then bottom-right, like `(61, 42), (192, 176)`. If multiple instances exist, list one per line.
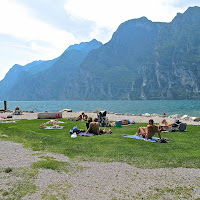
(1, 100), (200, 117)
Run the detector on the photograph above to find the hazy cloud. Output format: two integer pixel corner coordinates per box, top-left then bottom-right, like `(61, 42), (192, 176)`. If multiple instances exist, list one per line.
(65, 0), (200, 42)
(0, 0), (78, 50)
(0, 0), (200, 80)
(0, 0), (79, 80)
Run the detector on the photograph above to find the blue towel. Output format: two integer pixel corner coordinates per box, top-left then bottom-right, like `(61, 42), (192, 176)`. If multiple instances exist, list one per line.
(78, 132), (94, 137)
(123, 134), (159, 142)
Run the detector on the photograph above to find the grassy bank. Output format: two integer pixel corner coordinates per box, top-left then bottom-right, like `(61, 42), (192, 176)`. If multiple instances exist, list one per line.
(0, 119), (199, 168)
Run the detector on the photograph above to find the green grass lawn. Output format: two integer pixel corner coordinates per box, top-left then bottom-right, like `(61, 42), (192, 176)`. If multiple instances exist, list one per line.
(0, 119), (199, 168)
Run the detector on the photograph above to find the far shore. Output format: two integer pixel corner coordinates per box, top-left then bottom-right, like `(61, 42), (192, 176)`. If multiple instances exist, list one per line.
(0, 110), (200, 125)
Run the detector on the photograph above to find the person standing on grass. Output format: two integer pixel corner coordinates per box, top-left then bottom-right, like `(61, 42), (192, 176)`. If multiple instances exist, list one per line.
(136, 119), (161, 139)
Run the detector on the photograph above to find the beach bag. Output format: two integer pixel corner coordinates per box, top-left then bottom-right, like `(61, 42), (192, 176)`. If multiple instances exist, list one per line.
(178, 123), (187, 132)
(71, 132), (77, 138)
(73, 125), (78, 131)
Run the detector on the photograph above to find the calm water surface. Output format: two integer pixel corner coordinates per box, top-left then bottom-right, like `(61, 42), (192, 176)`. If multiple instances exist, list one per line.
(0, 100), (200, 116)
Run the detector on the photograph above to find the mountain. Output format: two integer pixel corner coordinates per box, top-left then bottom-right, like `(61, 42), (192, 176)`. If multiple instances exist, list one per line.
(64, 17), (165, 100)
(65, 39), (103, 53)
(154, 6), (200, 99)
(1, 7), (200, 100)
(0, 58), (58, 99)
(0, 39), (102, 100)
(64, 6), (200, 100)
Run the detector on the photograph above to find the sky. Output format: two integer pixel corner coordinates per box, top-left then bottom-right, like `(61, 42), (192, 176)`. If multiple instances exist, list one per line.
(0, 0), (200, 80)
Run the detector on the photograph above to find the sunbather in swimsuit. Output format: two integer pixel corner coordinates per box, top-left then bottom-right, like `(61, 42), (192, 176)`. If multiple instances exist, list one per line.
(136, 119), (161, 139)
(85, 118), (112, 135)
(76, 115), (82, 121)
(86, 117), (92, 129)
(158, 119), (173, 132)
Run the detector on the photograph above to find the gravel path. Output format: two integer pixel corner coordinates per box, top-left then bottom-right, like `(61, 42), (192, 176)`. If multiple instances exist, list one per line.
(0, 140), (199, 200)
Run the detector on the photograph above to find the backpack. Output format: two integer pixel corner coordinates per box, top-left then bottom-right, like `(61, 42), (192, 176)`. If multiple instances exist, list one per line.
(178, 123), (187, 132)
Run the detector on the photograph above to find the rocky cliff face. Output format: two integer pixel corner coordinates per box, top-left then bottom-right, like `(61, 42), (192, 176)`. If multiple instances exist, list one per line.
(64, 17), (164, 100)
(64, 7), (200, 100)
(1, 7), (200, 100)
(153, 6), (200, 99)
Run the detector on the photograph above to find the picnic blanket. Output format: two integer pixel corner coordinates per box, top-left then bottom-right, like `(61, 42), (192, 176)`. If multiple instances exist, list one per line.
(123, 135), (170, 143)
(69, 126), (94, 137)
(123, 134), (160, 142)
(46, 120), (66, 124)
(0, 120), (17, 123)
(44, 126), (64, 129)
(78, 132), (94, 137)
(0, 117), (7, 119)
(68, 118), (77, 121)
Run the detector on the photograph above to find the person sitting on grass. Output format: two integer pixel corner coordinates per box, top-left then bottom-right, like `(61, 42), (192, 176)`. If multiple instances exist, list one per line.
(76, 115), (82, 121)
(86, 117), (92, 129)
(82, 112), (88, 121)
(85, 118), (112, 135)
(136, 119), (161, 139)
(14, 106), (21, 115)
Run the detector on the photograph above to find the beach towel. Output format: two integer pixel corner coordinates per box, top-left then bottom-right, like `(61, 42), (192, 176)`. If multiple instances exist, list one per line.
(123, 134), (160, 142)
(69, 126), (86, 134)
(44, 126), (64, 129)
(78, 132), (94, 137)
(0, 120), (17, 123)
(45, 120), (66, 124)
(123, 135), (170, 143)
(68, 118), (76, 121)
(0, 117), (7, 120)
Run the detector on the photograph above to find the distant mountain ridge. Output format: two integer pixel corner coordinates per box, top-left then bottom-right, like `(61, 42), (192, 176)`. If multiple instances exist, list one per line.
(64, 6), (200, 100)
(66, 39), (103, 53)
(0, 39), (102, 100)
(1, 6), (200, 100)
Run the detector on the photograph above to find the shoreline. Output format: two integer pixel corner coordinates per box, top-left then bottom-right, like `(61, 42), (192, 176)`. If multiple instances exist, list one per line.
(1, 100), (200, 118)
(0, 110), (200, 125)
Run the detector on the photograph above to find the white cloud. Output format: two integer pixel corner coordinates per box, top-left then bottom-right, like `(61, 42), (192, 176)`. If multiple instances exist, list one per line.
(0, 0), (80, 80)
(65, 0), (200, 41)
(0, 0), (78, 54)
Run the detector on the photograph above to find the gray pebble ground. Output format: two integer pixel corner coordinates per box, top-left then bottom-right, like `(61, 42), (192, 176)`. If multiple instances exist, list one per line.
(0, 140), (199, 200)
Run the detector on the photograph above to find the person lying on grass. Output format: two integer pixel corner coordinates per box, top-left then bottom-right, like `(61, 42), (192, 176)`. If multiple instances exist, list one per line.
(158, 119), (173, 132)
(136, 119), (161, 139)
(85, 118), (112, 135)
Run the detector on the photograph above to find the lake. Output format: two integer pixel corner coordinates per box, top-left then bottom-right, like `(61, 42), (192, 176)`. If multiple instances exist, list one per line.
(1, 100), (200, 117)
